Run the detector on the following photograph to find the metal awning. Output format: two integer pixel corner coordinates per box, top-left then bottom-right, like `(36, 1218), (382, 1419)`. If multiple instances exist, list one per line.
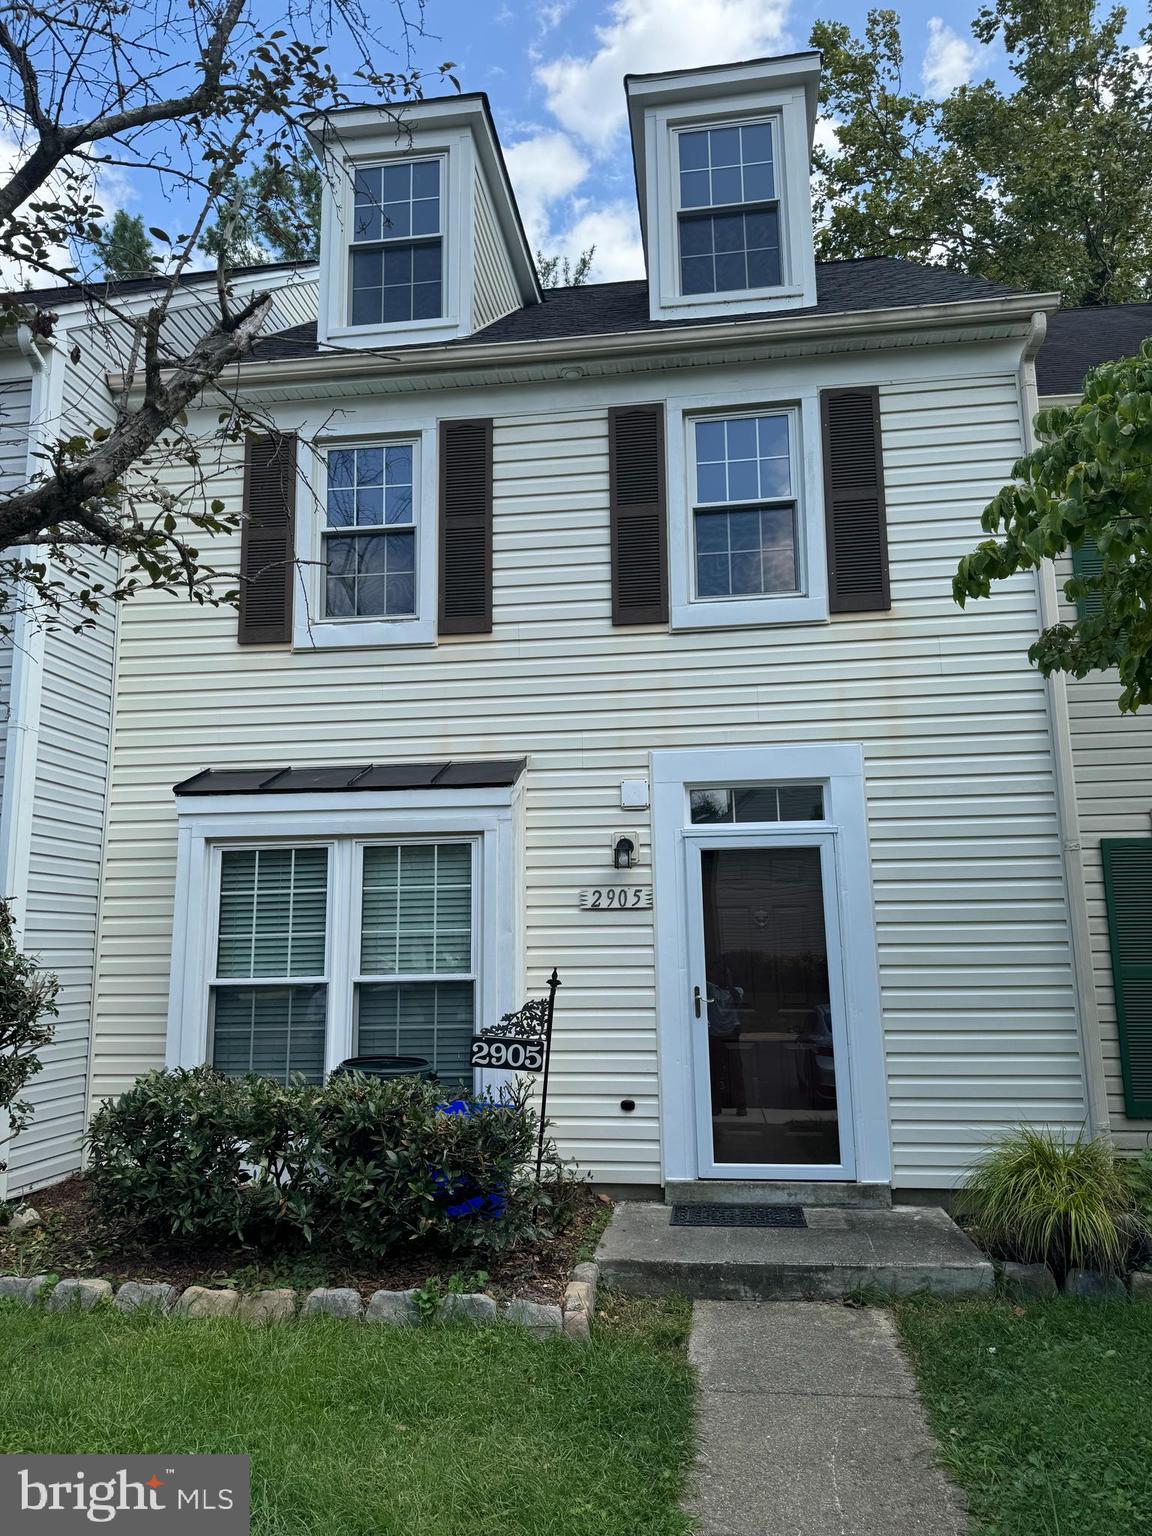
(173, 760), (527, 796)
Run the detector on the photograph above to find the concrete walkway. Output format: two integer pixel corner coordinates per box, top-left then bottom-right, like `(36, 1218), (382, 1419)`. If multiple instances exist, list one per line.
(687, 1301), (969, 1536)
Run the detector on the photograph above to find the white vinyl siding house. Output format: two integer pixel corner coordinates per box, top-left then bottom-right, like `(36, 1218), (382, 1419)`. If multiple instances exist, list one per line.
(0, 264), (319, 1196)
(88, 343), (1090, 1191)
(17, 55), (1138, 1204)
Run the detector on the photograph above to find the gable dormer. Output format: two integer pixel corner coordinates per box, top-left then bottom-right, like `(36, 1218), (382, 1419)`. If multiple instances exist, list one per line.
(625, 53), (821, 324)
(310, 94), (540, 350)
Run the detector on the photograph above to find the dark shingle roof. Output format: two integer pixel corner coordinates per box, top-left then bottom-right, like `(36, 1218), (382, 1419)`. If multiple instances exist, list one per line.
(1036, 303), (1152, 396)
(250, 258), (1025, 362)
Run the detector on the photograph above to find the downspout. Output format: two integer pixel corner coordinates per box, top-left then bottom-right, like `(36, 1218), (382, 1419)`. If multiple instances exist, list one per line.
(0, 325), (55, 944)
(1018, 312), (1111, 1137)
(0, 324), (56, 1200)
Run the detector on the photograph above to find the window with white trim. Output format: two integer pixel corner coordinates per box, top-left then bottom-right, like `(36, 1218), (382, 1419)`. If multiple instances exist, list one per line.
(676, 120), (780, 297)
(208, 839), (475, 1089)
(691, 409), (799, 601)
(324, 443), (416, 620)
(350, 158), (443, 325)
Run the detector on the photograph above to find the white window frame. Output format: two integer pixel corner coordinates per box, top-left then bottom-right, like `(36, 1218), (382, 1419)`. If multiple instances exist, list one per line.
(346, 153), (446, 330)
(167, 788), (521, 1092)
(645, 85), (816, 321)
(294, 424), (438, 651)
(650, 743), (891, 1187)
(672, 115), (783, 301)
(668, 390), (828, 630)
(318, 127), (474, 349)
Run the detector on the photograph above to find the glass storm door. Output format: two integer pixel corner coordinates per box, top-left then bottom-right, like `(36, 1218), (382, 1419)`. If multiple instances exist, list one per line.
(686, 832), (855, 1180)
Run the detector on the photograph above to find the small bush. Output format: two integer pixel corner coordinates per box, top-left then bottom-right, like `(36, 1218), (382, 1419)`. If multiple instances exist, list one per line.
(86, 1067), (563, 1259)
(957, 1127), (1144, 1279)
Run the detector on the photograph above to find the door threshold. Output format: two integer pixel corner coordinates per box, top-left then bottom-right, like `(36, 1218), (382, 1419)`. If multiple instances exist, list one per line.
(664, 1179), (892, 1210)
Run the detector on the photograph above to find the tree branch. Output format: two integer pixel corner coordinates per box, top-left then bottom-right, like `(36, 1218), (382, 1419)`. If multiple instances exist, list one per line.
(0, 288), (272, 548)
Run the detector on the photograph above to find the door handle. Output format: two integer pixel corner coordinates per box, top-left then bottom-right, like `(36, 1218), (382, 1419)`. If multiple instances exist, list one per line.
(694, 985), (702, 1018)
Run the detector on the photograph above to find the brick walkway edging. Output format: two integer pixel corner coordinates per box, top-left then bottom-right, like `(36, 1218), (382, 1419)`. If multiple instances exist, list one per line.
(0, 1260), (601, 1340)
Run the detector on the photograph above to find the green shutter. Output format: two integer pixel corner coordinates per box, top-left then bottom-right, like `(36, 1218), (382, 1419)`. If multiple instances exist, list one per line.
(1070, 539), (1104, 620)
(1100, 839), (1152, 1119)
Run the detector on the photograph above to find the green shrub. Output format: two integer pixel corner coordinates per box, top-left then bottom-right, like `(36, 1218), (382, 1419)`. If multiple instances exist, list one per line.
(1119, 1150), (1152, 1264)
(957, 1127), (1144, 1279)
(87, 1068), (563, 1259)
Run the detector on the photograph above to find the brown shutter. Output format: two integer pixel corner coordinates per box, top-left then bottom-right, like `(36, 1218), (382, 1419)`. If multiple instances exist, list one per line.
(609, 404), (667, 626)
(238, 432), (296, 645)
(820, 387), (890, 613)
(439, 418), (493, 635)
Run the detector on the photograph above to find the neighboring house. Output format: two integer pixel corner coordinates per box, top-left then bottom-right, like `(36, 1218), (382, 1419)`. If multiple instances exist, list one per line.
(0, 261), (318, 1197)
(1035, 304), (1152, 1157)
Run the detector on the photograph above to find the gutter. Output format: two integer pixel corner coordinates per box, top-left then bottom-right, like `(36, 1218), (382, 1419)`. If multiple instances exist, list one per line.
(109, 290), (1064, 398)
(1016, 311), (1111, 1138)
(0, 323), (58, 1201)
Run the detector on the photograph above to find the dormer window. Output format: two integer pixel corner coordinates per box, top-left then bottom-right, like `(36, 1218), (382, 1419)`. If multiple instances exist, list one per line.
(350, 158), (443, 325)
(677, 122), (780, 296)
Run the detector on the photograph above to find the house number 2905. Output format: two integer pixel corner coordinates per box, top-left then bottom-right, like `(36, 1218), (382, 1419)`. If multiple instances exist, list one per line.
(579, 887), (654, 910)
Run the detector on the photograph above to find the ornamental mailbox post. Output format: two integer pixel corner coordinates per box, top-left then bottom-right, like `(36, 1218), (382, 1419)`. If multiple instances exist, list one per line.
(470, 968), (560, 1181)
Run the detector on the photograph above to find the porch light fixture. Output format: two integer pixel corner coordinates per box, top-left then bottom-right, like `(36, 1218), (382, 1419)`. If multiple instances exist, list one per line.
(614, 835), (637, 870)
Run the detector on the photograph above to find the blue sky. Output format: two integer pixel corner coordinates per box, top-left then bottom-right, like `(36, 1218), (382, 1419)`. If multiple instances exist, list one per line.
(386, 0), (1001, 279)
(56, 0), (1121, 285)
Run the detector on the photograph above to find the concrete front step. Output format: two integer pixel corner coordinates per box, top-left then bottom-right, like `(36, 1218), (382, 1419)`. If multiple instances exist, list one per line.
(596, 1202), (993, 1301)
(665, 1179), (892, 1209)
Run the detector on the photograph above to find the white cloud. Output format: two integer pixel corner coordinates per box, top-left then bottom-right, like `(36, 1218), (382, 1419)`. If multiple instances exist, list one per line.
(536, 0), (791, 150)
(555, 202), (645, 280)
(921, 18), (984, 97)
(504, 130), (591, 250)
(812, 115), (840, 159)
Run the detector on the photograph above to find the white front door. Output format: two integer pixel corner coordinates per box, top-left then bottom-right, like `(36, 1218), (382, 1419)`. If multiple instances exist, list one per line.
(651, 744), (892, 1188)
(685, 829), (855, 1180)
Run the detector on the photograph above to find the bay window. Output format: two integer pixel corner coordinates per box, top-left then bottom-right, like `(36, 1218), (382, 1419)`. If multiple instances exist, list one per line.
(206, 839), (477, 1090)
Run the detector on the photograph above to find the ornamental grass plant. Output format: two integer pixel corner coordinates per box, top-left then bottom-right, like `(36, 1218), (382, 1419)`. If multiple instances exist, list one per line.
(957, 1127), (1145, 1280)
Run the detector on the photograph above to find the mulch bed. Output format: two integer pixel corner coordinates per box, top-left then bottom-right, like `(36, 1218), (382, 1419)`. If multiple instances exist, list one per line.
(1, 1177), (613, 1304)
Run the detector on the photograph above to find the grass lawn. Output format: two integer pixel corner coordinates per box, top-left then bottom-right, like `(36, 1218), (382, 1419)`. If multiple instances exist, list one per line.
(896, 1297), (1152, 1536)
(0, 1295), (695, 1536)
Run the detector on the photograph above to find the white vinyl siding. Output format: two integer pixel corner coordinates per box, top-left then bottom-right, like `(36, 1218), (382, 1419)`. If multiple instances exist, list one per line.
(2, 265), (320, 1195)
(472, 167), (520, 333)
(90, 354), (1087, 1189)
(1053, 549), (1152, 1149)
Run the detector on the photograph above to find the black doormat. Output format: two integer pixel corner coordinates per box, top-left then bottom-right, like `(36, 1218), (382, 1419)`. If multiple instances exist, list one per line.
(669, 1204), (807, 1228)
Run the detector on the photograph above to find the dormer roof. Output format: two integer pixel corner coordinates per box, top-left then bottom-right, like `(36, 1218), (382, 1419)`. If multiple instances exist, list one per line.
(624, 52), (823, 256)
(306, 94), (540, 310)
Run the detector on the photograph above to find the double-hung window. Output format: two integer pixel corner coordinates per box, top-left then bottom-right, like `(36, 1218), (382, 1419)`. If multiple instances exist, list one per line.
(350, 158), (443, 325)
(691, 410), (799, 601)
(324, 443), (416, 620)
(677, 121), (780, 296)
(207, 840), (476, 1090)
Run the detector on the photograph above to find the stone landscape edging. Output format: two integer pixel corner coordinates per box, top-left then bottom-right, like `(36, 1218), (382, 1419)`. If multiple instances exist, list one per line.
(0, 1259), (602, 1339)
